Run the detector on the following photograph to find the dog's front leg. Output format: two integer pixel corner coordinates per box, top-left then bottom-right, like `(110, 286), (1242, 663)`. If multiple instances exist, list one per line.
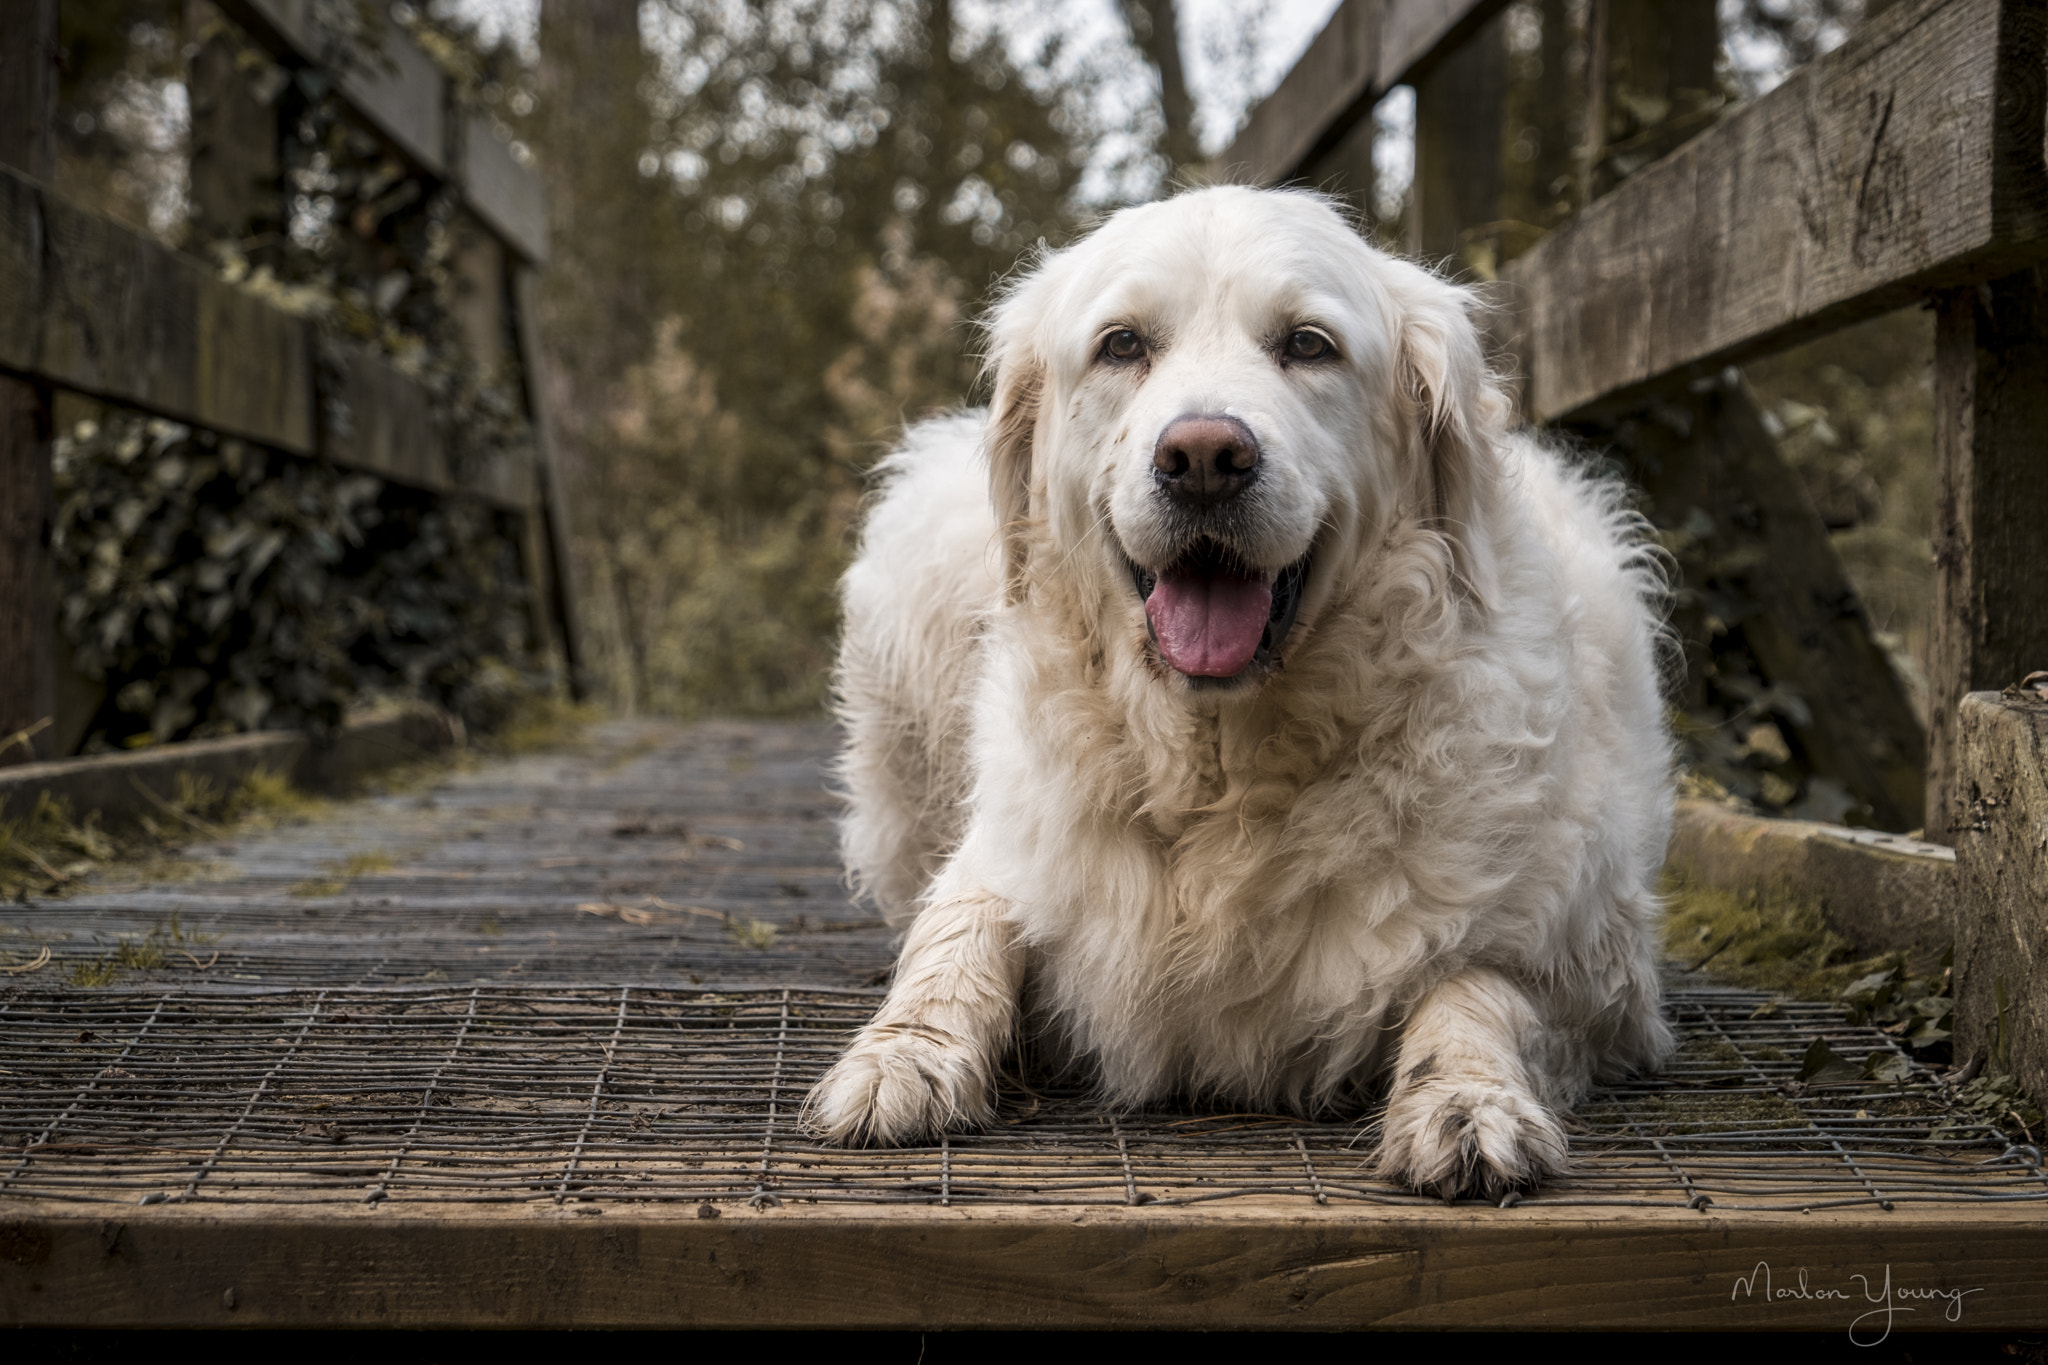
(805, 887), (1022, 1145)
(1376, 967), (1570, 1201)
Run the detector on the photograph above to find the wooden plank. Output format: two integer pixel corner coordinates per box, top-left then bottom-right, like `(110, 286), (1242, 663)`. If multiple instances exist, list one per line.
(318, 346), (446, 487)
(222, 0), (446, 174)
(1224, 0), (1513, 187)
(460, 113), (549, 264)
(0, 0), (59, 766)
(1510, 0), (2048, 424)
(0, 378), (51, 765)
(3, 1201), (2047, 1329)
(1582, 0), (1720, 200)
(0, 167), (526, 506)
(1954, 689), (2048, 1100)
(1926, 270), (2048, 842)
(0, 168), (317, 454)
(320, 346), (533, 509)
(0, 705), (455, 826)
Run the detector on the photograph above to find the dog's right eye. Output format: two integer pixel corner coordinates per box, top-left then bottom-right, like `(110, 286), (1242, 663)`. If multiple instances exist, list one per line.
(1101, 329), (1146, 363)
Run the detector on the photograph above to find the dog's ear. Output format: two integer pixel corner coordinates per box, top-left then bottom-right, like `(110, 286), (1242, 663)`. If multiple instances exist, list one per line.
(1397, 283), (1507, 607)
(984, 327), (1044, 606)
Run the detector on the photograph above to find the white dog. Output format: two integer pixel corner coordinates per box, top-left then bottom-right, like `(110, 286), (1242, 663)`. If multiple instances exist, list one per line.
(806, 186), (1673, 1199)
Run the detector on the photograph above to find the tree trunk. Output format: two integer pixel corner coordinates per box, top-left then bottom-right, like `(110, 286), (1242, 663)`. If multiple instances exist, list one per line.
(1121, 0), (1200, 176)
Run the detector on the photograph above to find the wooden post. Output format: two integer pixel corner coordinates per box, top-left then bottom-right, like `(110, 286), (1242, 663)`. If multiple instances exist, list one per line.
(1305, 113), (1377, 241)
(186, 0), (284, 263)
(1927, 272), (2048, 842)
(0, 0), (57, 766)
(1562, 0), (1926, 828)
(1408, 10), (1505, 271)
(1581, 0), (1718, 201)
(1924, 0), (2048, 844)
(512, 265), (587, 698)
(1495, 0), (1579, 255)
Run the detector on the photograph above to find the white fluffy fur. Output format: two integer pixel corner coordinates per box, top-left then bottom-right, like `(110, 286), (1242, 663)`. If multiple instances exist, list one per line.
(806, 187), (1674, 1199)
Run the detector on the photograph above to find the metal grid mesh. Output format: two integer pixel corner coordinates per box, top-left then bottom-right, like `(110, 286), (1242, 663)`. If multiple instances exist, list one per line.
(4, 983), (2042, 1212)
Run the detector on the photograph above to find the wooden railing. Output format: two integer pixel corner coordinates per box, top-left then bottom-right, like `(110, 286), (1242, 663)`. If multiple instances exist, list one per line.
(1224, 0), (2048, 843)
(0, 0), (581, 763)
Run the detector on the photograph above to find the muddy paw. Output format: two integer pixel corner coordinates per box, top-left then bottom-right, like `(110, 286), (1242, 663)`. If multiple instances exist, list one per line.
(803, 1021), (993, 1146)
(1376, 1078), (1568, 1201)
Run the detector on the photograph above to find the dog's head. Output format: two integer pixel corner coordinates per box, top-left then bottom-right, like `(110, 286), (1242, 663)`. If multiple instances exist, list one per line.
(983, 186), (1507, 690)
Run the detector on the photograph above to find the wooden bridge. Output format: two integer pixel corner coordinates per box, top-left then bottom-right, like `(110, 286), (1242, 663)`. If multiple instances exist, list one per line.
(4, 0), (2048, 1333)
(3, 718), (2047, 1330)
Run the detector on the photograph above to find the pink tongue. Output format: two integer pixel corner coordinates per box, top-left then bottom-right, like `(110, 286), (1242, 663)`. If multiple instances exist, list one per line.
(1145, 569), (1274, 677)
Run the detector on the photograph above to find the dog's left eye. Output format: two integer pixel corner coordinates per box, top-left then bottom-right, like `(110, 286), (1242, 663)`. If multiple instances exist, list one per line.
(1284, 329), (1335, 361)
(1101, 329), (1146, 363)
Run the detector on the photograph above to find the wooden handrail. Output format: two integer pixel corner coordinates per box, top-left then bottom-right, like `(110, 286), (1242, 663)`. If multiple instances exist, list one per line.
(1220, 0), (1514, 187)
(216, 0), (549, 263)
(0, 167), (535, 509)
(1507, 0), (2048, 424)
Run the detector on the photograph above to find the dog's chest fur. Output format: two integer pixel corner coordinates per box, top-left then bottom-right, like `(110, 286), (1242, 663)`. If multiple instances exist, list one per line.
(977, 544), (1528, 1110)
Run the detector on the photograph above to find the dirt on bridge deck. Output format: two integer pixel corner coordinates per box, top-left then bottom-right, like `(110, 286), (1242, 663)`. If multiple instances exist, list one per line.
(4, 719), (2047, 1330)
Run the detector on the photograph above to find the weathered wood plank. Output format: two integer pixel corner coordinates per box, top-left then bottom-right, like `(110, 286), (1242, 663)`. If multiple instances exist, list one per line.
(0, 167), (317, 454)
(1511, 0), (2048, 424)
(1954, 689), (2048, 1101)
(0, 167), (530, 507)
(1926, 270), (2048, 842)
(459, 113), (549, 264)
(221, 0), (446, 175)
(318, 345), (444, 486)
(0, 378), (51, 765)
(4, 1202), (2046, 1329)
(1224, 0), (1514, 187)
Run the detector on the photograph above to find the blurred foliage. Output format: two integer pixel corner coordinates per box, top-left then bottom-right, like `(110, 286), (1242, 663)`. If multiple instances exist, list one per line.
(52, 411), (539, 749)
(517, 0), (1116, 715)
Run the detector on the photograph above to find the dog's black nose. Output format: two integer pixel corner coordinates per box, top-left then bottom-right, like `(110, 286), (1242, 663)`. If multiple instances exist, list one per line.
(1153, 415), (1261, 508)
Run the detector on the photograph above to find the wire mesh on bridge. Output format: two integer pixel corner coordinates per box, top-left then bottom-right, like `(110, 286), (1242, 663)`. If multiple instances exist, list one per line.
(3, 981), (2042, 1214)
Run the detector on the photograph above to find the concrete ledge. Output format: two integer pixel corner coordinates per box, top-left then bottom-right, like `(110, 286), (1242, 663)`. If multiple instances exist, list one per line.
(1955, 689), (2048, 1100)
(1665, 797), (1956, 957)
(0, 706), (457, 827)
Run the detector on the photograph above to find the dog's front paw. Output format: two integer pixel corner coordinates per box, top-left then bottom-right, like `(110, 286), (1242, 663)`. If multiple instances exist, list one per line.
(1376, 1078), (1567, 1202)
(804, 1022), (994, 1146)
